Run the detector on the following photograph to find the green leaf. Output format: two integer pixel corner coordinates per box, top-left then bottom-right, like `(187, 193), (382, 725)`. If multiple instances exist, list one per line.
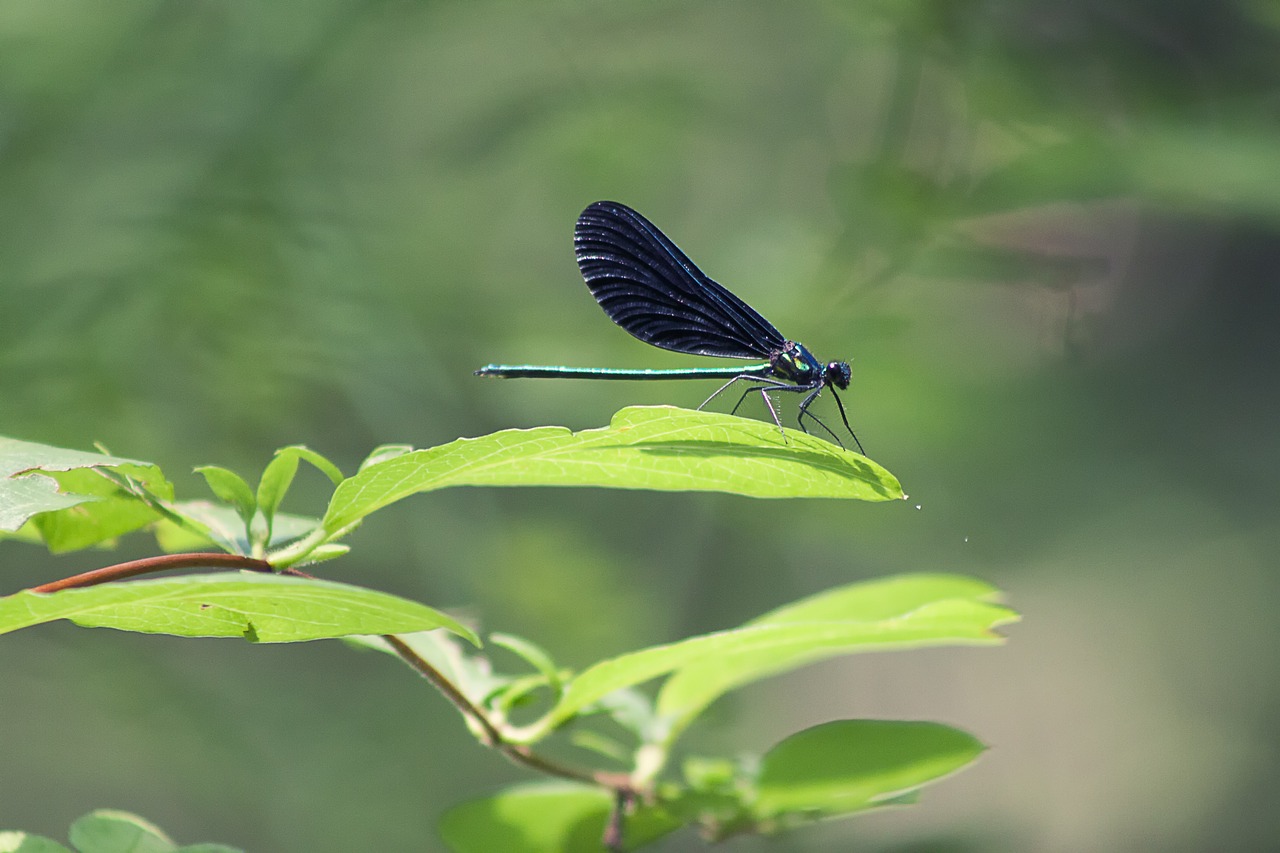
(682, 755), (741, 792)
(0, 831), (72, 852)
(256, 451), (301, 528)
(566, 730), (630, 763)
(294, 543), (350, 566)
(194, 466), (256, 527)
(748, 573), (1008, 624)
(0, 522), (44, 546)
(754, 720), (985, 820)
(28, 469), (162, 553)
(585, 687), (660, 743)
(67, 810), (176, 853)
(1, 812), (242, 853)
(0, 475), (91, 533)
(491, 633), (562, 690)
(323, 406), (903, 536)
(438, 782), (679, 853)
(285, 446), (344, 485)
(152, 503), (319, 554)
(655, 574), (1017, 738)
(359, 444), (414, 470)
(530, 574), (1014, 739)
(0, 574), (478, 645)
(0, 437), (170, 547)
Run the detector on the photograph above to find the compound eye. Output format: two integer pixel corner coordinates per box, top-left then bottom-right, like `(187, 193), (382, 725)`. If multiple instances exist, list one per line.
(826, 362), (851, 389)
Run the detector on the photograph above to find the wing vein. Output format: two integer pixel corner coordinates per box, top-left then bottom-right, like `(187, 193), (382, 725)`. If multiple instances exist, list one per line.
(574, 202), (788, 359)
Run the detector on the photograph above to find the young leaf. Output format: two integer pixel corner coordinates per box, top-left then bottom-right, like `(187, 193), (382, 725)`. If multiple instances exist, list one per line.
(323, 406), (903, 536)
(491, 633), (562, 692)
(284, 446), (344, 485)
(484, 673), (560, 717)
(152, 503), (319, 555)
(567, 730), (631, 763)
(438, 782), (680, 853)
(753, 720), (985, 820)
(293, 543), (350, 566)
(0, 574), (478, 645)
(256, 451), (301, 530)
(194, 466), (256, 528)
(586, 687), (660, 743)
(359, 444), (414, 471)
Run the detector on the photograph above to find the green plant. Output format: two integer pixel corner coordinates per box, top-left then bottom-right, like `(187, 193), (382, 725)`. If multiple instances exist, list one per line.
(0, 406), (1016, 852)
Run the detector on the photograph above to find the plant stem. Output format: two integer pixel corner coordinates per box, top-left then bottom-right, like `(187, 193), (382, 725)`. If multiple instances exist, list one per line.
(380, 634), (633, 791)
(27, 552), (274, 593)
(604, 788), (635, 853)
(25, 553), (639, 846)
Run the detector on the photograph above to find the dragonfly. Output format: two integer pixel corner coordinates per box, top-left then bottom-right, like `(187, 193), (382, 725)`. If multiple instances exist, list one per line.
(475, 201), (862, 452)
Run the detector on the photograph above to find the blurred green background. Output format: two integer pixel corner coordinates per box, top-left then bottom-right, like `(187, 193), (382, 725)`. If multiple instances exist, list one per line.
(3, 1), (1279, 850)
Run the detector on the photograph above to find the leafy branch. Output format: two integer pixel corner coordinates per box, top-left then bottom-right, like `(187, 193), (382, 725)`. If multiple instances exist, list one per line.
(0, 407), (1016, 852)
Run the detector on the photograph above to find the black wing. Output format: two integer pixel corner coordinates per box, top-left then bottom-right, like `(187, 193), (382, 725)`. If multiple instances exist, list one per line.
(574, 201), (787, 359)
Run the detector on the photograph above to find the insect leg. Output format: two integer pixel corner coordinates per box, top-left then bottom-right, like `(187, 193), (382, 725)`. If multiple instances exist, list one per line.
(824, 388), (865, 455)
(753, 386), (789, 441)
(793, 386), (846, 447)
(699, 375), (790, 412)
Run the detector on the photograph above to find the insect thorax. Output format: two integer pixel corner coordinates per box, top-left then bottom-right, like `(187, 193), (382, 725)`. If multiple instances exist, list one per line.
(770, 342), (823, 386)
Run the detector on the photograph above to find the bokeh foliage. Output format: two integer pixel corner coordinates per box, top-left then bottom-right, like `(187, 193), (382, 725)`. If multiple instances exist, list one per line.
(3, 1), (1279, 850)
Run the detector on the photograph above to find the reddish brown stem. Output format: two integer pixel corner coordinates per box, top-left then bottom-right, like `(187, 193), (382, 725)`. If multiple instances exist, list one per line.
(26, 553), (638, 848)
(27, 552), (274, 593)
(604, 787), (635, 852)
